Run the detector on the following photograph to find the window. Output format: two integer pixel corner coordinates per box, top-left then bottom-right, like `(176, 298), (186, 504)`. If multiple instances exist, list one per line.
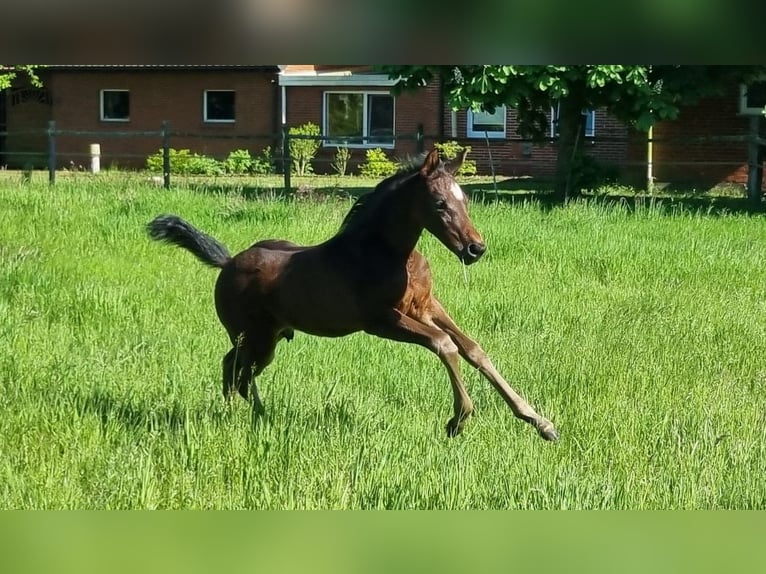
(739, 81), (766, 115)
(323, 92), (395, 147)
(204, 90), (235, 122)
(467, 106), (506, 138)
(550, 103), (595, 138)
(100, 90), (129, 121)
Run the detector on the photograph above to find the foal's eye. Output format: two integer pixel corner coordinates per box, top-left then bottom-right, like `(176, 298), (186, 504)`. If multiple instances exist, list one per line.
(435, 199), (447, 210)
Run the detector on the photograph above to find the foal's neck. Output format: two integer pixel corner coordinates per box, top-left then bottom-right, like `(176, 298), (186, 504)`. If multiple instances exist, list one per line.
(338, 185), (423, 264)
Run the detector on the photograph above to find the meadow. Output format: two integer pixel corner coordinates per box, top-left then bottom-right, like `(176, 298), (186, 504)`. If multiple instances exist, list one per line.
(1, 172), (765, 509)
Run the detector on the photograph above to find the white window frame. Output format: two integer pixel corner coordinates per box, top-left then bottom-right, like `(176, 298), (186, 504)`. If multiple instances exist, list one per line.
(203, 90), (236, 123)
(322, 91), (395, 148)
(99, 89), (130, 122)
(550, 103), (595, 138)
(467, 106), (506, 139)
(739, 81), (766, 115)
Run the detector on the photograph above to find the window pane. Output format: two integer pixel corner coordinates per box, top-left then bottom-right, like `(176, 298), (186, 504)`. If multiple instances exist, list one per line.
(585, 110), (595, 135)
(472, 107), (504, 132)
(746, 81), (766, 109)
(326, 93), (364, 141)
(367, 94), (394, 145)
(102, 91), (129, 120)
(206, 91), (235, 121)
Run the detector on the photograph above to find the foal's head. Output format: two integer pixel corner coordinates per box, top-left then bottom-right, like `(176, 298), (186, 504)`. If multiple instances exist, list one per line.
(416, 148), (486, 265)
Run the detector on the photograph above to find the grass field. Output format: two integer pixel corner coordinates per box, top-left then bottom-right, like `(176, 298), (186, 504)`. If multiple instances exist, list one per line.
(1, 173), (766, 509)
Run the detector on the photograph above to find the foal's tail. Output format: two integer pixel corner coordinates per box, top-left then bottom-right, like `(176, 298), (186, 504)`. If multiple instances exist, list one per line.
(146, 215), (231, 268)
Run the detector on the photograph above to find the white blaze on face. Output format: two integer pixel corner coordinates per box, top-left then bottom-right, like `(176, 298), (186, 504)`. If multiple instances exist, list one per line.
(450, 181), (465, 201)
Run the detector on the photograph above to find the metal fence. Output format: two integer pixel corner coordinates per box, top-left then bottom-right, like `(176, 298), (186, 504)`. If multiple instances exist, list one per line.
(0, 121), (430, 190)
(2, 120), (765, 200)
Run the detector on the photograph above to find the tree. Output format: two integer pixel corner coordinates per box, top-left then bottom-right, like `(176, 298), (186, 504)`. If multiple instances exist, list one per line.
(0, 65), (42, 91)
(379, 65), (766, 200)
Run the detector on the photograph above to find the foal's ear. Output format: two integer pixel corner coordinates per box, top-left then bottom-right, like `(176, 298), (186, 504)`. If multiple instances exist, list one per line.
(420, 148), (441, 176)
(444, 148), (468, 175)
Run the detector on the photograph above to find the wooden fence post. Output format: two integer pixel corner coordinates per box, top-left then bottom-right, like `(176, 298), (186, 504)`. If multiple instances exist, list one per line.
(47, 120), (56, 184)
(161, 121), (170, 189)
(282, 125), (291, 192)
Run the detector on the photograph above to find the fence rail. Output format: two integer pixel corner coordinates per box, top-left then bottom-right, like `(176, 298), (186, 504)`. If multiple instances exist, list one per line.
(1, 120), (764, 198)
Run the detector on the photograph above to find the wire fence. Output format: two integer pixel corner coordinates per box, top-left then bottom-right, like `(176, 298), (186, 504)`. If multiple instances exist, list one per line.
(1, 120), (765, 199)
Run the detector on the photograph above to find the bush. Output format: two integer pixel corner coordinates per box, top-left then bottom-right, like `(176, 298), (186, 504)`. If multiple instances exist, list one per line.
(331, 145), (352, 176)
(146, 148), (223, 176)
(571, 154), (620, 191)
(223, 149), (253, 175)
(251, 146), (274, 175)
(434, 141), (478, 177)
(359, 148), (398, 178)
(289, 122), (321, 176)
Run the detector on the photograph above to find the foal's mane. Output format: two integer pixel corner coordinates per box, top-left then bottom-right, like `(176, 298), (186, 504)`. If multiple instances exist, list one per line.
(338, 155), (431, 235)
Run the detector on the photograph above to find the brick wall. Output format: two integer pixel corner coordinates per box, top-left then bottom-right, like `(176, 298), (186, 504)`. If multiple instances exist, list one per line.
(47, 69), (277, 169)
(630, 85), (764, 188)
(439, 106), (631, 180)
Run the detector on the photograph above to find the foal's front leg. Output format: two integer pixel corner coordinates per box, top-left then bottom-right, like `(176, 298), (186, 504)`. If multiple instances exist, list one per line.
(429, 298), (559, 441)
(364, 310), (474, 436)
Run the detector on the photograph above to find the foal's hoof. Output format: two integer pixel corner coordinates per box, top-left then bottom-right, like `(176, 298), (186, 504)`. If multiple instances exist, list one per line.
(445, 417), (465, 438)
(537, 420), (559, 441)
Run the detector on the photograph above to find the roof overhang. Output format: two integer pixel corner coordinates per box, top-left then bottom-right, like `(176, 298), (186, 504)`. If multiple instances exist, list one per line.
(278, 72), (397, 87)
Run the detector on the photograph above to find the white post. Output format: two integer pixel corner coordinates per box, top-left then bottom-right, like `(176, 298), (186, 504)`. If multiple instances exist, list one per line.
(90, 143), (101, 174)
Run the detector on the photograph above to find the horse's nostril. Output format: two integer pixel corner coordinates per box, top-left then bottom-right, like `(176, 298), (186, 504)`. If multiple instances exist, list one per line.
(467, 243), (486, 258)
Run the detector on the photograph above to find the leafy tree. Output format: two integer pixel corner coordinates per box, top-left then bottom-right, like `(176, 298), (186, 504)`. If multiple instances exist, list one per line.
(0, 65), (42, 90)
(379, 65), (766, 199)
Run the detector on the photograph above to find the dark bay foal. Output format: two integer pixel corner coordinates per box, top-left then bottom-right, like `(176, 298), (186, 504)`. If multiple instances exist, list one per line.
(147, 148), (558, 441)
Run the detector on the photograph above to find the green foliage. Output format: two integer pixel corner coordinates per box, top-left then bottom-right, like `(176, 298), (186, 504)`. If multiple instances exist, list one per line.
(147, 147), (274, 177)
(570, 154), (620, 191)
(146, 149), (223, 176)
(331, 145), (352, 176)
(359, 148), (398, 177)
(0, 65), (42, 90)
(380, 65), (766, 136)
(434, 140), (477, 177)
(289, 122), (321, 176)
(251, 146), (275, 175)
(223, 149), (253, 175)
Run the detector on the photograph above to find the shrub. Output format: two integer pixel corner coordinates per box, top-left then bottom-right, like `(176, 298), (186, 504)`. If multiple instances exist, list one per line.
(289, 122), (321, 176)
(251, 146), (275, 175)
(359, 148), (398, 178)
(331, 145), (352, 176)
(571, 154), (620, 191)
(434, 141), (478, 177)
(223, 149), (253, 175)
(146, 148), (223, 176)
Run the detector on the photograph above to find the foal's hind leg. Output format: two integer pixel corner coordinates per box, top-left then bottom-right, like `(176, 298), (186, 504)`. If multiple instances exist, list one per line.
(231, 328), (281, 419)
(429, 298), (558, 441)
(364, 310), (474, 437)
(221, 344), (256, 402)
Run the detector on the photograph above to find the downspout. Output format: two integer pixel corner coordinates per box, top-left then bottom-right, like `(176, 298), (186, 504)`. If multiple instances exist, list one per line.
(281, 83), (287, 175)
(272, 76), (280, 151)
(647, 125), (654, 193)
(281, 84), (287, 127)
(438, 79), (445, 141)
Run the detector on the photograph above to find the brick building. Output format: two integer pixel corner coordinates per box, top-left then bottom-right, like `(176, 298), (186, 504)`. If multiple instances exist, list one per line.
(2, 65), (763, 189)
(1, 65), (279, 169)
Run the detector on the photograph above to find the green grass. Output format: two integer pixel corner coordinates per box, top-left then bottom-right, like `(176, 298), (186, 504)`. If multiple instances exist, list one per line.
(2, 175), (766, 509)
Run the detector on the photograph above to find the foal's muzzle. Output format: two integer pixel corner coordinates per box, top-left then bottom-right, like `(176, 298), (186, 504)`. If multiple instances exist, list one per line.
(461, 242), (486, 265)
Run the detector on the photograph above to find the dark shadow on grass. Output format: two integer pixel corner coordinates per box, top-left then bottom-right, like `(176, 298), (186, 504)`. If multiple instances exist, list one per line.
(75, 386), (231, 435)
(175, 177), (766, 218)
